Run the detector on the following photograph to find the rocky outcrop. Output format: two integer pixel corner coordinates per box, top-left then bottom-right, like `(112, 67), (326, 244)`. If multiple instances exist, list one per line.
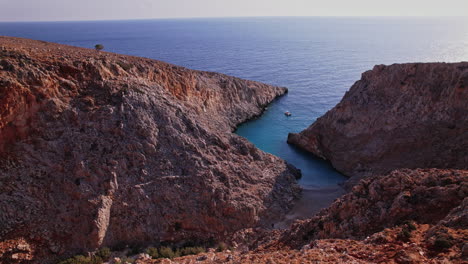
(288, 63), (468, 179)
(153, 223), (467, 264)
(153, 63), (468, 264)
(280, 168), (467, 247)
(0, 37), (300, 263)
(157, 168), (467, 263)
(280, 63), (468, 263)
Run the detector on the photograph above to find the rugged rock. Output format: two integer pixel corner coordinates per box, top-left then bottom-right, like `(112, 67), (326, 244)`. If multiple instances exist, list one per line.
(280, 168), (467, 247)
(140, 224), (467, 263)
(2, 38), (467, 264)
(288, 63), (468, 179)
(0, 37), (301, 263)
(157, 169), (467, 263)
(160, 63), (468, 263)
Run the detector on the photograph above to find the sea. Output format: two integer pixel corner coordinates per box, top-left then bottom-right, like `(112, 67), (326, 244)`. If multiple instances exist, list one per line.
(1, 17), (467, 190)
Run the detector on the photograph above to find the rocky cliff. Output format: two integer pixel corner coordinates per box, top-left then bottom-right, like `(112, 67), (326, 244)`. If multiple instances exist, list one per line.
(132, 62), (468, 264)
(2, 37), (467, 264)
(288, 63), (468, 179)
(0, 37), (301, 263)
(280, 168), (467, 246)
(154, 168), (467, 263)
(141, 63), (468, 263)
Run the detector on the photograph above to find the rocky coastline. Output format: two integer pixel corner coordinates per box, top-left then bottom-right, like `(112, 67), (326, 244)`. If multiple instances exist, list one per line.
(0, 37), (466, 264)
(288, 63), (468, 181)
(0, 37), (300, 263)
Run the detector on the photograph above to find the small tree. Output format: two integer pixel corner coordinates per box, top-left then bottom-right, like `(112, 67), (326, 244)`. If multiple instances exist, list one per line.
(94, 44), (104, 51)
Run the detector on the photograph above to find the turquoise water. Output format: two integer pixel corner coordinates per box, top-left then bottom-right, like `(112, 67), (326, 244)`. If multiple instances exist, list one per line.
(2, 17), (467, 186)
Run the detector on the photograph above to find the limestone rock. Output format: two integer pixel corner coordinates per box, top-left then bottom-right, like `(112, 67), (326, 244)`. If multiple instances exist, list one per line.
(281, 168), (467, 246)
(0, 37), (300, 263)
(288, 63), (468, 180)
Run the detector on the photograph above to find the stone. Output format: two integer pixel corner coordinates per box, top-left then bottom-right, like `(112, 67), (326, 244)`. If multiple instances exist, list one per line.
(288, 63), (468, 181)
(280, 168), (467, 246)
(462, 243), (468, 258)
(0, 36), (301, 264)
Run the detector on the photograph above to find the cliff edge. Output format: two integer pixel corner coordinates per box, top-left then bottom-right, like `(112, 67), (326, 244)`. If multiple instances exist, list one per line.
(288, 63), (468, 179)
(0, 37), (300, 263)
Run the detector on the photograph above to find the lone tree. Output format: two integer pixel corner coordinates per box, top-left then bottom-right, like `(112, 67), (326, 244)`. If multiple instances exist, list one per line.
(94, 44), (104, 51)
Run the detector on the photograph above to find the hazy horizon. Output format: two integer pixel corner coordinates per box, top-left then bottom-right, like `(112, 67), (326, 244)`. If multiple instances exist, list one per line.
(1, 0), (467, 22)
(3, 15), (468, 23)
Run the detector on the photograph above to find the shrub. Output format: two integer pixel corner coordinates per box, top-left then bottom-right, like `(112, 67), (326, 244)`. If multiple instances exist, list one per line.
(158, 247), (176, 259)
(94, 44), (104, 51)
(397, 228), (411, 242)
(397, 221), (417, 242)
(126, 245), (143, 257)
(404, 221), (416, 231)
(116, 257), (134, 264)
(145, 247), (159, 259)
(434, 237), (453, 250)
(116, 61), (133, 71)
(217, 242), (228, 252)
(399, 220), (416, 231)
(96, 247), (111, 261)
(180, 247), (205, 256)
(58, 255), (103, 264)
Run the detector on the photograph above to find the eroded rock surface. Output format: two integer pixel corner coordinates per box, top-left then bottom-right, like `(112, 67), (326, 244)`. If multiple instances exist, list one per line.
(280, 168), (467, 247)
(0, 37), (301, 263)
(288, 63), (468, 179)
(156, 62), (468, 264)
(153, 224), (467, 264)
(161, 169), (467, 264)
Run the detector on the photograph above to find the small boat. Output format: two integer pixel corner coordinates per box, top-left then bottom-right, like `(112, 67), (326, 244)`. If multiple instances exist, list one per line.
(284, 111), (292, 116)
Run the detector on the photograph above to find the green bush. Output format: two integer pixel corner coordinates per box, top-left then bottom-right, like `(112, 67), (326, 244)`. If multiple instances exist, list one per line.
(434, 237), (453, 250)
(58, 255), (103, 264)
(116, 257), (134, 264)
(145, 247), (159, 259)
(180, 246), (205, 256)
(96, 247), (111, 261)
(126, 245), (142, 257)
(217, 242), (228, 252)
(397, 221), (417, 242)
(404, 221), (417, 231)
(397, 228), (411, 242)
(158, 247), (176, 259)
(94, 44), (104, 51)
(116, 61), (133, 71)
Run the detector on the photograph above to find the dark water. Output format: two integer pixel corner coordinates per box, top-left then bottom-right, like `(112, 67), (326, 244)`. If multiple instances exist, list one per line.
(2, 17), (467, 187)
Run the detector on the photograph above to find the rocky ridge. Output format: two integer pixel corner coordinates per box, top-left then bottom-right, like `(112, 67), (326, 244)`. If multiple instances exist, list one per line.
(1, 37), (467, 264)
(146, 223), (466, 264)
(280, 168), (467, 247)
(0, 37), (301, 263)
(151, 61), (468, 263)
(288, 63), (468, 179)
(150, 169), (467, 264)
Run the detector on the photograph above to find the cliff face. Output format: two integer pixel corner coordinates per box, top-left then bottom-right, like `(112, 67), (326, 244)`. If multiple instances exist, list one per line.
(288, 63), (468, 179)
(146, 63), (468, 264)
(280, 168), (467, 246)
(0, 37), (300, 263)
(160, 169), (467, 264)
(153, 223), (467, 264)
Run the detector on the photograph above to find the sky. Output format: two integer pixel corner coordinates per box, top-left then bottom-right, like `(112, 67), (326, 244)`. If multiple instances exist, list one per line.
(0, 0), (467, 22)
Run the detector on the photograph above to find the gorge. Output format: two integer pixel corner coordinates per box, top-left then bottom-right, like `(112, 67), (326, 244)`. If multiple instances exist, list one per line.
(0, 36), (301, 263)
(0, 37), (467, 264)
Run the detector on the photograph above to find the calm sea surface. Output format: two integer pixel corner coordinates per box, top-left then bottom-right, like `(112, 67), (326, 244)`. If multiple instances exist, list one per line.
(2, 17), (467, 186)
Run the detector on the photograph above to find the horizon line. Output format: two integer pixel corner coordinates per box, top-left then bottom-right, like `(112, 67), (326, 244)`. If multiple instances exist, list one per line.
(1, 15), (468, 23)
